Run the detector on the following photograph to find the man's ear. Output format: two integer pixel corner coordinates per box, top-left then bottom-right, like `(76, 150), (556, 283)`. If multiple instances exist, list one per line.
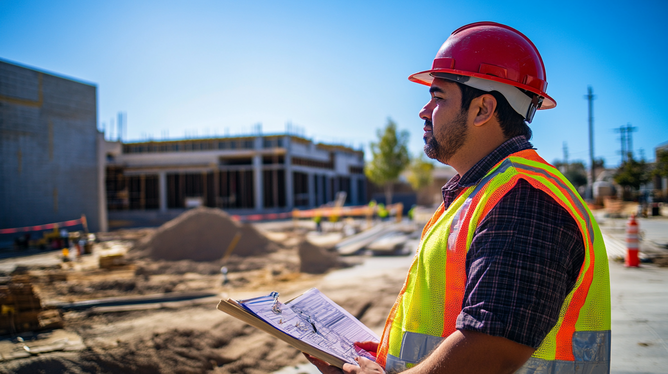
(471, 94), (497, 127)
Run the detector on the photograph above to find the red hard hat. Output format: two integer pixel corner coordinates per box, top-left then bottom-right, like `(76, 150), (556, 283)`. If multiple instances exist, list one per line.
(409, 22), (556, 123)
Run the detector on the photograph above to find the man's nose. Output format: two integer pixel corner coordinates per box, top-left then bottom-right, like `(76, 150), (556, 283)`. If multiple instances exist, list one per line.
(419, 102), (433, 121)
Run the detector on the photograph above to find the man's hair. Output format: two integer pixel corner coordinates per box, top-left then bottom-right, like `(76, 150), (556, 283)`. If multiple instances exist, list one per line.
(455, 82), (532, 140)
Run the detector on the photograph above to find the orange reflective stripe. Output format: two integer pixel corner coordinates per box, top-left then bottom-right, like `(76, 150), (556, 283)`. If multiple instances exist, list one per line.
(441, 173), (502, 336)
(555, 245), (595, 360)
(421, 203), (445, 240)
(512, 148), (546, 163)
(514, 168), (587, 223)
(442, 228), (467, 337)
(376, 304), (392, 367)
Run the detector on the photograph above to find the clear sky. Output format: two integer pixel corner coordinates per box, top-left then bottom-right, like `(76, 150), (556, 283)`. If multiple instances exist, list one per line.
(2, 0), (667, 168)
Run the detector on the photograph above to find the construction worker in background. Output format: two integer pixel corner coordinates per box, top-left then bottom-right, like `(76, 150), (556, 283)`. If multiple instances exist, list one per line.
(307, 22), (611, 374)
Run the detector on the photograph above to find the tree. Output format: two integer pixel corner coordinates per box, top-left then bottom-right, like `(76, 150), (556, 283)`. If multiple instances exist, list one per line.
(406, 153), (434, 191)
(653, 149), (668, 178)
(614, 157), (649, 200)
(564, 162), (588, 190)
(365, 119), (410, 205)
(553, 160), (587, 191)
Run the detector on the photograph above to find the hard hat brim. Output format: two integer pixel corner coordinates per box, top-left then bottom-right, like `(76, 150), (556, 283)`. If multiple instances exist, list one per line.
(409, 69), (556, 110)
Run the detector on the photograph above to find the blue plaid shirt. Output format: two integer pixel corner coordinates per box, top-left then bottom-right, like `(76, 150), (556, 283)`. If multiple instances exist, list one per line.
(442, 136), (585, 348)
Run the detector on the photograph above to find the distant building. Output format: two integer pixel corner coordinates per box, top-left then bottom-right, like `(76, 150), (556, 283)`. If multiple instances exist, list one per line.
(104, 134), (366, 226)
(0, 59), (106, 232)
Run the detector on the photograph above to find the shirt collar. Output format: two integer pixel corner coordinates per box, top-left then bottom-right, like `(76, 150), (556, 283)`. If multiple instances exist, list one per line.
(441, 136), (534, 201)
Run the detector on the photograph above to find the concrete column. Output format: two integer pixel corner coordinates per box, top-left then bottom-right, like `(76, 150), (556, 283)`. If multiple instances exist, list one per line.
(213, 169), (219, 208)
(140, 174), (146, 210)
(285, 136), (294, 209)
(316, 175), (323, 206)
(360, 178), (366, 204)
(351, 176), (358, 205)
(333, 176), (340, 196)
(159, 171), (167, 212)
(253, 154), (263, 211)
(308, 172), (315, 208)
(324, 175), (331, 203)
(96, 133), (109, 232)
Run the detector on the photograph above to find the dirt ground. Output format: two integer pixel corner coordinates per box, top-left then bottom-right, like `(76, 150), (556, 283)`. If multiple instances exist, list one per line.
(0, 217), (409, 374)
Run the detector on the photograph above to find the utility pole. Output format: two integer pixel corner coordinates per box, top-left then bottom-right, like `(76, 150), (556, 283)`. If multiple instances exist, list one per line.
(625, 123), (637, 161)
(615, 125), (627, 164)
(584, 86), (596, 199)
(562, 141), (569, 173)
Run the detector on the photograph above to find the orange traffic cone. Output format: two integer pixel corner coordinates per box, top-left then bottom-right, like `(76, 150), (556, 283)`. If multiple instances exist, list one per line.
(625, 214), (640, 267)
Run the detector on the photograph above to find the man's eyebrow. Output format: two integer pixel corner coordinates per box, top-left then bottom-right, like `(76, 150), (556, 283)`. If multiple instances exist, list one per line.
(429, 86), (444, 94)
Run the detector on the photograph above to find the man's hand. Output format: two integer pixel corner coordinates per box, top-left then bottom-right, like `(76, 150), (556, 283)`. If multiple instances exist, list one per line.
(354, 341), (379, 358)
(303, 353), (345, 374)
(303, 354), (385, 374)
(348, 357), (385, 374)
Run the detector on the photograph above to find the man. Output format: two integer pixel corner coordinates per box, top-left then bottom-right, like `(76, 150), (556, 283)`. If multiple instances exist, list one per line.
(307, 22), (611, 374)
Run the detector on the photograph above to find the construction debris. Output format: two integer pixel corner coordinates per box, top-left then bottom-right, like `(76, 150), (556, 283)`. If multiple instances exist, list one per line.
(298, 239), (351, 274)
(99, 253), (126, 269)
(0, 277), (63, 335)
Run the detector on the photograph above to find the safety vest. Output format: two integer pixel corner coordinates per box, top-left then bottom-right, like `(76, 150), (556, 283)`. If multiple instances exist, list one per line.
(376, 149), (611, 374)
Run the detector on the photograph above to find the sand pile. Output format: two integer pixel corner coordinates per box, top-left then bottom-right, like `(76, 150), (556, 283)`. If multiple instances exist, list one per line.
(132, 207), (277, 262)
(298, 239), (352, 274)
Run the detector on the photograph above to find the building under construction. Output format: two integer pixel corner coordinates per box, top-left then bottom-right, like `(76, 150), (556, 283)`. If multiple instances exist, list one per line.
(104, 134), (366, 224)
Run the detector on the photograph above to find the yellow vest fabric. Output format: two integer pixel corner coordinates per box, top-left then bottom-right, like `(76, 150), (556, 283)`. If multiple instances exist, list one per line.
(377, 149), (611, 374)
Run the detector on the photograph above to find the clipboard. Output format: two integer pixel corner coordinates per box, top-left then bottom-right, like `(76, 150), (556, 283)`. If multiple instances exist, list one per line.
(216, 295), (348, 368)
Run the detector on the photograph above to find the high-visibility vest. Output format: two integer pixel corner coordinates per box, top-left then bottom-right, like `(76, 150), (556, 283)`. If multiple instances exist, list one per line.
(376, 149), (611, 374)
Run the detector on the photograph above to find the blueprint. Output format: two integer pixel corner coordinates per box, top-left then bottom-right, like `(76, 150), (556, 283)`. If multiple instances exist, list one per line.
(238, 288), (379, 364)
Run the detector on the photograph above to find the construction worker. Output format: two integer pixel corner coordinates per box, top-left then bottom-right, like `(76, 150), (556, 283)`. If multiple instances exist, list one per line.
(307, 22), (610, 374)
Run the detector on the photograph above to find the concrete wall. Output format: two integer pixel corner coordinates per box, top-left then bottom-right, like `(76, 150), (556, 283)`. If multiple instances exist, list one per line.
(0, 60), (104, 232)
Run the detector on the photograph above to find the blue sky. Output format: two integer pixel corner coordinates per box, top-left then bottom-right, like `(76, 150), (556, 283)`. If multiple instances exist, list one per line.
(1, 0), (667, 168)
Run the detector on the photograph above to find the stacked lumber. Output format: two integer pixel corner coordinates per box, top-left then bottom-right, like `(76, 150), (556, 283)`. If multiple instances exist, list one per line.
(99, 253), (126, 269)
(0, 278), (63, 334)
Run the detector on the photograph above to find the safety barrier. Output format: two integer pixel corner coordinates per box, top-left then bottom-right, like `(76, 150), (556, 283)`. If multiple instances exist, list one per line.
(0, 215), (88, 235)
(230, 212), (294, 222)
(230, 203), (404, 222)
(625, 214), (640, 267)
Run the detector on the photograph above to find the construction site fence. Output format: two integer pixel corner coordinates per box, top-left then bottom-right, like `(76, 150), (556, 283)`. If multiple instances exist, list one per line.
(0, 215), (88, 235)
(231, 203), (404, 222)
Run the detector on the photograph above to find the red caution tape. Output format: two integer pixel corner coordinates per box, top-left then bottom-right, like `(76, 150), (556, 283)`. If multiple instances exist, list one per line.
(0, 218), (84, 235)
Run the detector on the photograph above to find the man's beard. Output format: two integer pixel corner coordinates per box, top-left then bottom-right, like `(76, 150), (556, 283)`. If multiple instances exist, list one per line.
(423, 111), (468, 164)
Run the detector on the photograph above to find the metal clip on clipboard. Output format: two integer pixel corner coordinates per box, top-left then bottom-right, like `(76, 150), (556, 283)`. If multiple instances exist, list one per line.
(270, 291), (282, 314)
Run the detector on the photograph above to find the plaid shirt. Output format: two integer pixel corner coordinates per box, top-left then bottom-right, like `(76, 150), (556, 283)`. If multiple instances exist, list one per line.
(442, 136), (585, 348)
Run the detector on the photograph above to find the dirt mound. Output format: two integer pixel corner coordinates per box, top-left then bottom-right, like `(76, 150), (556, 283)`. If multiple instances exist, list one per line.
(0, 323), (305, 374)
(298, 239), (351, 274)
(131, 208), (277, 262)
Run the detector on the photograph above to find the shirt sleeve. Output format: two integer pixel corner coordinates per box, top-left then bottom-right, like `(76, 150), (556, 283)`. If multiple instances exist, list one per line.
(455, 179), (585, 348)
